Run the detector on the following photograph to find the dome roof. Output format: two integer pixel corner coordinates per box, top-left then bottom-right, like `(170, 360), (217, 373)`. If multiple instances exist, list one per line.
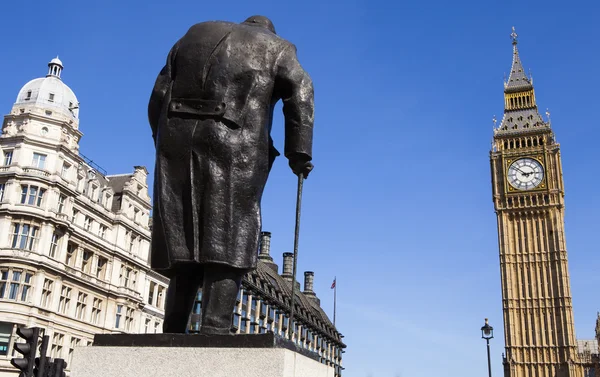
(14, 57), (79, 119)
(49, 56), (63, 67)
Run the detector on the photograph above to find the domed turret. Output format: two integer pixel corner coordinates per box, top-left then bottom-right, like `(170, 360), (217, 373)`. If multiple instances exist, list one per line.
(14, 57), (79, 119)
(47, 56), (63, 78)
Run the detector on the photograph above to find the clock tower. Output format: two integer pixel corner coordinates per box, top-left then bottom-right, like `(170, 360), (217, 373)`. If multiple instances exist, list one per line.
(490, 28), (584, 377)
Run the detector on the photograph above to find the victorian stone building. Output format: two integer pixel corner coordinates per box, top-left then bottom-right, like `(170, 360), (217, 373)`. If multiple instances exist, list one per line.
(188, 231), (346, 376)
(0, 58), (168, 376)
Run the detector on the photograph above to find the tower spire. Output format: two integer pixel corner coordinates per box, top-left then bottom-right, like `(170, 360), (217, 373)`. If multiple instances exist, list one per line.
(504, 26), (531, 92)
(496, 28), (548, 134)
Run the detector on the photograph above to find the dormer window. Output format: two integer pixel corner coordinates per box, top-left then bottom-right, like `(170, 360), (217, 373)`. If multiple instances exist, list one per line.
(48, 93), (55, 102)
(25, 91), (32, 100)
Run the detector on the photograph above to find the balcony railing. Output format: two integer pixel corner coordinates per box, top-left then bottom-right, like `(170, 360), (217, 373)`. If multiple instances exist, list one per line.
(22, 167), (50, 177)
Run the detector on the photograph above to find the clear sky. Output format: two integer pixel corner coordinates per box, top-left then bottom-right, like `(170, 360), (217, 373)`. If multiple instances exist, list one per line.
(1, 0), (600, 376)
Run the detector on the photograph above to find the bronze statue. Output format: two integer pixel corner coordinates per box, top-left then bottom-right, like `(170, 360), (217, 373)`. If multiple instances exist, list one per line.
(148, 15), (314, 335)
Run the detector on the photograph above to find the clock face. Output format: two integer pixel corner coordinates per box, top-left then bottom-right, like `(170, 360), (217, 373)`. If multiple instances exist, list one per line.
(507, 158), (544, 190)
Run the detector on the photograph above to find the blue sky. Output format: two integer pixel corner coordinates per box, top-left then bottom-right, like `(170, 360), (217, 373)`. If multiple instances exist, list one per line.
(1, 0), (600, 376)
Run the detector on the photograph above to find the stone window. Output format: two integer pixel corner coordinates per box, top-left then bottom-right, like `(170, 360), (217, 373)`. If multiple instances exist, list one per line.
(58, 285), (72, 314)
(98, 224), (107, 239)
(115, 305), (123, 328)
(31, 152), (46, 169)
(90, 184), (98, 201)
(2, 150), (12, 166)
(125, 307), (135, 331)
(58, 194), (66, 213)
(0, 269), (33, 301)
(0, 183), (5, 202)
(82, 250), (92, 274)
(48, 93), (55, 102)
(75, 292), (88, 320)
(126, 231), (135, 252)
(83, 216), (92, 231)
(120, 266), (132, 288)
(148, 282), (156, 305)
(11, 222), (40, 250)
(65, 243), (77, 267)
(61, 162), (70, 179)
(20, 185), (46, 206)
(103, 193), (111, 208)
(51, 332), (64, 358)
(91, 298), (103, 325)
(41, 279), (53, 308)
(68, 337), (81, 366)
(96, 257), (107, 280)
(49, 232), (61, 258)
(25, 91), (32, 100)
(157, 287), (165, 309)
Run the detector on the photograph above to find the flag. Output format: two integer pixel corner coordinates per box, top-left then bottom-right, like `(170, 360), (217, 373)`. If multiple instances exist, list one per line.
(331, 278), (336, 289)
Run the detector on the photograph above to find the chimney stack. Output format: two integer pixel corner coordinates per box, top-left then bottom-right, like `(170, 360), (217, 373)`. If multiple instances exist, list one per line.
(258, 231), (273, 261)
(282, 252), (294, 282)
(303, 271), (315, 296)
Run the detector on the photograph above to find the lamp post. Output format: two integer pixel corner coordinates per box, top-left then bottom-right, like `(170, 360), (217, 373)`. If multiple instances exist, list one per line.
(481, 318), (494, 377)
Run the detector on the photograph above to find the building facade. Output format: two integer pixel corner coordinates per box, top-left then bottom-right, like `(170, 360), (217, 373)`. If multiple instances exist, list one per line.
(0, 58), (168, 376)
(188, 231), (346, 376)
(490, 29), (584, 377)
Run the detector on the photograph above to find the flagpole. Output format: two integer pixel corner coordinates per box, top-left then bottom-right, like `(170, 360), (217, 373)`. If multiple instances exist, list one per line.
(333, 276), (337, 327)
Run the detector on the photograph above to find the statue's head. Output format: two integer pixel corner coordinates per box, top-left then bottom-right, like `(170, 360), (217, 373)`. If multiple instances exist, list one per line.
(242, 15), (276, 34)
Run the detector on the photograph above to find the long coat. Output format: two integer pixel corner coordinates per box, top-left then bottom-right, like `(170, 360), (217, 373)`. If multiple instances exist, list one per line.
(148, 21), (314, 277)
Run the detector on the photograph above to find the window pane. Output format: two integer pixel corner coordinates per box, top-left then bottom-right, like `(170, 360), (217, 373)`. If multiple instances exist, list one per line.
(9, 283), (19, 299)
(21, 286), (29, 301)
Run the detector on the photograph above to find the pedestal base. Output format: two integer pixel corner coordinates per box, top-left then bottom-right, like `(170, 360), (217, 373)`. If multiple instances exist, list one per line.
(71, 333), (334, 377)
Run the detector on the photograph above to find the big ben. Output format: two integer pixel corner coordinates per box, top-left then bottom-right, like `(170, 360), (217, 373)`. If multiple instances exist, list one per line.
(490, 28), (584, 377)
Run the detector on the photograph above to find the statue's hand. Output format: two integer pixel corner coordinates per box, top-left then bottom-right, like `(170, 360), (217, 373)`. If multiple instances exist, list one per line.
(289, 156), (313, 178)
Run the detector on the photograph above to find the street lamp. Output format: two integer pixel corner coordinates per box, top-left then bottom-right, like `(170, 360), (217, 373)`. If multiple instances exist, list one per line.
(481, 318), (494, 377)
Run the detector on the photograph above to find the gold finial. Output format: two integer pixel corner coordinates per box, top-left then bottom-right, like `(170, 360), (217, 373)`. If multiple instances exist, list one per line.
(511, 26), (518, 44)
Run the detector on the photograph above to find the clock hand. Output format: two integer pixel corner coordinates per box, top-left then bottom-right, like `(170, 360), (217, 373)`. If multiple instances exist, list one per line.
(514, 167), (528, 175)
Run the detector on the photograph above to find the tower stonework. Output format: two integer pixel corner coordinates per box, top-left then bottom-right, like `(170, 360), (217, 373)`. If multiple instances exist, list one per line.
(490, 29), (584, 377)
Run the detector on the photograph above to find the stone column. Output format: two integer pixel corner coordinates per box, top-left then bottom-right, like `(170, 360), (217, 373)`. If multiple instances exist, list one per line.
(0, 216), (13, 248)
(37, 222), (53, 257)
(58, 232), (70, 262)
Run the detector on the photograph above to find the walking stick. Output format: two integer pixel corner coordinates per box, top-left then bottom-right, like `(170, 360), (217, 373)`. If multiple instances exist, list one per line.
(288, 173), (304, 340)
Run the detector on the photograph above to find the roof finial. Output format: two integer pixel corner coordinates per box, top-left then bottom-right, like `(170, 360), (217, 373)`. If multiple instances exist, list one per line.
(511, 26), (518, 45)
(546, 108), (551, 123)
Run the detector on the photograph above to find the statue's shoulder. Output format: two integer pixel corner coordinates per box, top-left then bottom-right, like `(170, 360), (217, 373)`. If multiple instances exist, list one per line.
(185, 20), (236, 34)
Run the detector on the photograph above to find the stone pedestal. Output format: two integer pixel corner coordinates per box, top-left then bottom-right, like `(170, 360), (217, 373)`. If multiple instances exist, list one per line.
(71, 333), (334, 377)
